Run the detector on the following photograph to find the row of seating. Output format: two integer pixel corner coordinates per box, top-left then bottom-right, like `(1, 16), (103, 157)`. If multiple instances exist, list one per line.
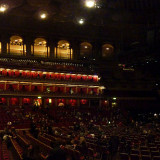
(10, 137), (23, 160)
(0, 140), (10, 160)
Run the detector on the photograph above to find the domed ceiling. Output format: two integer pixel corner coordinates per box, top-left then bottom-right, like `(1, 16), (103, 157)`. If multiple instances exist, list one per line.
(0, 0), (160, 41)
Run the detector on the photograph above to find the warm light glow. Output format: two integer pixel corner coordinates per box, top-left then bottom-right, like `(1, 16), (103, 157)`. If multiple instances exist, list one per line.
(84, 46), (88, 48)
(85, 0), (95, 8)
(79, 18), (84, 24)
(38, 96), (42, 99)
(113, 97), (117, 100)
(40, 13), (47, 19)
(106, 47), (110, 50)
(0, 4), (8, 12)
(49, 99), (52, 104)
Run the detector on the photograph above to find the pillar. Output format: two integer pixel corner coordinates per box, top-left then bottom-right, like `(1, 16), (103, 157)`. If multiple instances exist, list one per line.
(41, 84), (44, 92)
(71, 40), (80, 60)
(77, 99), (80, 107)
(25, 36), (32, 57)
(1, 35), (9, 54)
(29, 83), (32, 92)
(64, 85), (66, 93)
(4, 82), (7, 90)
(92, 42), (102, 60)
(19, 97), (22, 106)
(55, 98), (58, 107)
(7, 98), (10, 106)
(86, 86), (89, 94)
(75, 86), (78, 94)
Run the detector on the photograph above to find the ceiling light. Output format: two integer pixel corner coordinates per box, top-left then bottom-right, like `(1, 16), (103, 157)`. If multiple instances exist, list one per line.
(84, 46), (88, 48)
(106, 47), (110, 50)
(0, 4), (8, 12)
(40, 13), (47, 19)
(78, 18), (85, 24)
(85, 0), (95, 8)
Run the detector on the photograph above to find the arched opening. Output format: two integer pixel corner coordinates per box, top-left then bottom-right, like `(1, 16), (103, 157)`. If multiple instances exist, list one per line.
(8, 36), (26, 56)
(102, 44), (114, 57)
(32, 38), (49, 58)
(56, 40), (72, 59)
(80, 42), (92, 58)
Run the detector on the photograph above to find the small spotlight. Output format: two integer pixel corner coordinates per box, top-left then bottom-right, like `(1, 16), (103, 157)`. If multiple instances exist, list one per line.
(40, 13), (47, 19)
(78, 18), (85, 24)
(84, 46), (88, 48)
(106, 47), (110, 50)
(38, 96), (42, 99)
(85, 0), (95, 8)
(0, 4), (8, 12)
(113, 97), (117, 100)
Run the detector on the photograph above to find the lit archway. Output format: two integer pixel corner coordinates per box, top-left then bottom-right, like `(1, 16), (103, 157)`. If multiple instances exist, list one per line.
(56, 40), (72, 59)
(8, 36), (26, 56)
(32, 38), (49, 57)
(80, 42), (92, 58)
(102, 44), (114, 57)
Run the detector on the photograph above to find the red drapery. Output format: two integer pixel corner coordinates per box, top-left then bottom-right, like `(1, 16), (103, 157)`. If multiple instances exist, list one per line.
(22, 98), (31, 105)
(10, 98), (19, 106)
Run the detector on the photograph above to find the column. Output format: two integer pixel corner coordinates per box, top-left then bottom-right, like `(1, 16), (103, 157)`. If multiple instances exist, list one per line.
(17, 83), (20, 91)
(4, 82), (7, 90)
(1, 35), (9, 54)
(49, 41), (57, 59)
(41, 84), (44, 92)
(19, 98), (22, 106)
(25, 36), (32, 57)
(89, 99), (91, 108)
(42, 98), (45, 108)
(55, 98), (58, 107)
(75, 86), (78, 94)
(64, 85), (66, 93)
(86, 86), (89, 94)
(77, 99), (80, 107)
(92, 42), (102, 60)
(7, 98), (10, 106)
(29, 83), (32, 92)
(71, 40), (80, 60)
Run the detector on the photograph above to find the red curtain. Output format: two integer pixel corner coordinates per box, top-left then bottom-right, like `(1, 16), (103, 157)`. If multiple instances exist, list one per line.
(80, 99), (88, 105)
(46, 98), (54, 105)
(82, 75), (87, 80)
(51, 73), (55, 79)
(77, 75), (81, 81)
(2, 70), (7, 76)
(69, 99), (77, 106)
(10, 98), (19, 106)
(57, 99), (65, 104)
(26, 72), (31, 77)
(71, 74), (76, 81)
(46, 73), (50, 79)
(93, 76), (98, 82)
(0, 98), (6, 104)
(22, 98), (31, 105)
(65, 74), (70, 80)
(61, 74), (65, 80)
(0, 84), (4, 90)
(19, 85), (29, 91)
(66, 87), (70, 93)
(88, 75), (92, 81)
(22, 72), (26, 77)
(15, 71), (20, 77)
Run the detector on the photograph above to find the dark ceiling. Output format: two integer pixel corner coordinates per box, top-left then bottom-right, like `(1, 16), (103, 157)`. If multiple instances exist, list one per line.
(0, 0), (160, 39)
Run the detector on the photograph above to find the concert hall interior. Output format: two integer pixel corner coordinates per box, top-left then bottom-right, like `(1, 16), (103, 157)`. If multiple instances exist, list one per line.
(0, 0), (160, 160)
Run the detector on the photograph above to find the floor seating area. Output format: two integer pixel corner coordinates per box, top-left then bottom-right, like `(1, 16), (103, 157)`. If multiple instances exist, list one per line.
(0, 104), (160, 160)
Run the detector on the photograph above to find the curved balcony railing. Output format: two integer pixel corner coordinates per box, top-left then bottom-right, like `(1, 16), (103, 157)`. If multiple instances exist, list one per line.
(0, 90), (104, 99)
(0, 75), (99, 85)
